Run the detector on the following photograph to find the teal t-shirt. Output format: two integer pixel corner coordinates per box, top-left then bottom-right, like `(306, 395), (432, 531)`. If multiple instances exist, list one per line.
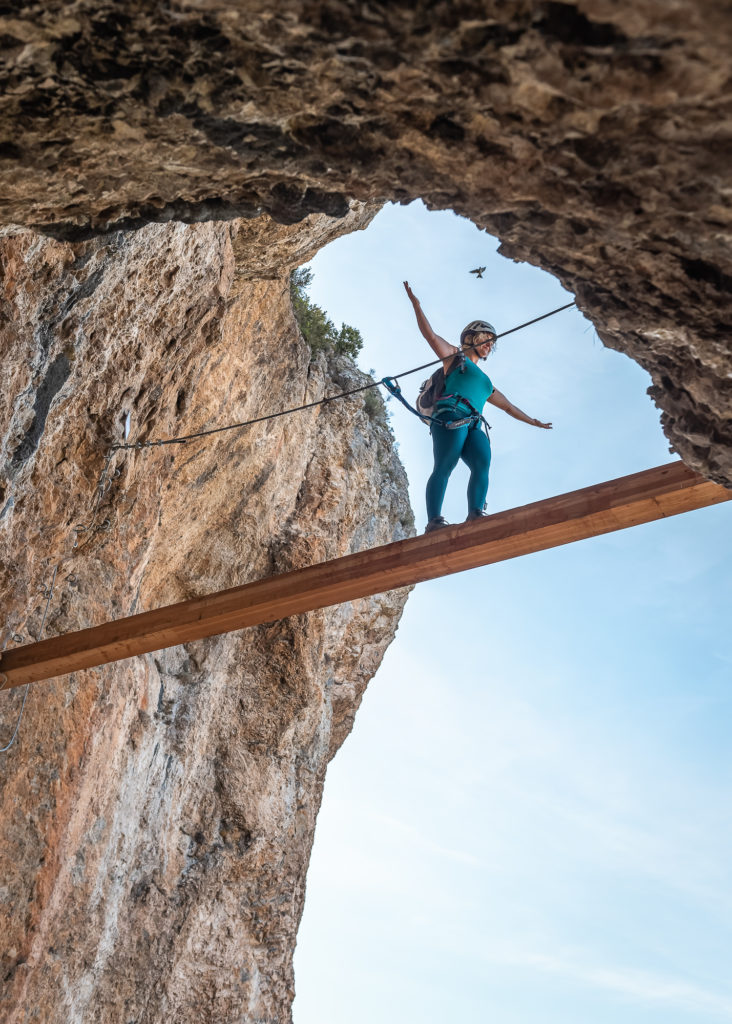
(439, 357), (494, 412)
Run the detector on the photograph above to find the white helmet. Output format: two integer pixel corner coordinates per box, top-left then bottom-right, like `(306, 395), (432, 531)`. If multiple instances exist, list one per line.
(460, 320), (496, 346)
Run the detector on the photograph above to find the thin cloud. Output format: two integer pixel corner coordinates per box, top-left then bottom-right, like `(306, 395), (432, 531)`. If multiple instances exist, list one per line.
(482, 945), (732, 1020)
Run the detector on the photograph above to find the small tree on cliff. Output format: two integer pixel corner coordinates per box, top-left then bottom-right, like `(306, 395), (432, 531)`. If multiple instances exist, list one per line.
(290, 266), (364, 359)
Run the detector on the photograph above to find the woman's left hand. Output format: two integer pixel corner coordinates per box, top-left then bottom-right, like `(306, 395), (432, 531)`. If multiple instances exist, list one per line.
(533, 419), (552, 429)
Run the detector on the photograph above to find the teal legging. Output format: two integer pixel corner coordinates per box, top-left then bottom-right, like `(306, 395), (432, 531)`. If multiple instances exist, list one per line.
(426, 409), (491, 520)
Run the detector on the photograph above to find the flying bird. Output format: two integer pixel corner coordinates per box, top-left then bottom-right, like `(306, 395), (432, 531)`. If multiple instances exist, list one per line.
(470, 266), (486, 279)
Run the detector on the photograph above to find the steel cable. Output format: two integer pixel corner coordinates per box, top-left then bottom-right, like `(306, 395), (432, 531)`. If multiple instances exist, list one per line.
(110, 301), (576, 453)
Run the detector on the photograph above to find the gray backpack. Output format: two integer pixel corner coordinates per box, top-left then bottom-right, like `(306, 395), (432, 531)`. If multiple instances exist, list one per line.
(415, 353), (463, 424)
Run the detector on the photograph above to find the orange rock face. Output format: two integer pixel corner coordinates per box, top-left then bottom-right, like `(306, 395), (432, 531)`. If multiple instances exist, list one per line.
(0, 208), (413, 1023)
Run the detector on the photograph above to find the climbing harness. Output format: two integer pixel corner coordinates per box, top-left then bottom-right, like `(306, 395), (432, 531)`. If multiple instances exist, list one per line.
(436, 394), (491, 434)
(382, 378), (490, 434)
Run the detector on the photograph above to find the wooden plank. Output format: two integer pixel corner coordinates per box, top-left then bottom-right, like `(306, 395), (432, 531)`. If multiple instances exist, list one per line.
(1, 461), (728, 689)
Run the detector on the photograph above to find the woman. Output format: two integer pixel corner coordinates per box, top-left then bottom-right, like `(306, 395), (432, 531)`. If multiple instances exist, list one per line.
(404, 281), (552, 533)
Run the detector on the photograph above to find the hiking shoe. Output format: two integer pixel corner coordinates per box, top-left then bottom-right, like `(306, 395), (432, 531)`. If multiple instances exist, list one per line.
(465, 509), (490, 521)
(424, 516), (450, 533)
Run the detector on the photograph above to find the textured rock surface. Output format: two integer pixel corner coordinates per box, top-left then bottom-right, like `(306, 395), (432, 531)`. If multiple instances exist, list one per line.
(1, 2), (731, 1020)
(0, 0), (730, 482)
(0, 206), (414, 1023)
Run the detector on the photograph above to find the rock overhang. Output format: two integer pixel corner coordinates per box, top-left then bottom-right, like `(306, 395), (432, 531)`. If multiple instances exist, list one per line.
(1, 0), (730, 483)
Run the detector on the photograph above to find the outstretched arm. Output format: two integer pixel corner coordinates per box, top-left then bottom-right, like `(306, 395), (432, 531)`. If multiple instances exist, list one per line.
(488, 388), (552, 429)
(403, 281), (456, 360)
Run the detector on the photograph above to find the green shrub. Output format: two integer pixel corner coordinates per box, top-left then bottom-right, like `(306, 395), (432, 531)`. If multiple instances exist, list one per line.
(290, 266), (364, 359)
(363, 387), (388, 425)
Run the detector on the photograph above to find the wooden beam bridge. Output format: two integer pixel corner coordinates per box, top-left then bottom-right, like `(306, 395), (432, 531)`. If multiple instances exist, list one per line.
(1, 461), (729, 690)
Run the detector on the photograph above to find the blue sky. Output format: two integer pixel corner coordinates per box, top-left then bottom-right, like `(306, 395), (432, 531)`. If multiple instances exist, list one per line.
(292, 201), (732, 1024)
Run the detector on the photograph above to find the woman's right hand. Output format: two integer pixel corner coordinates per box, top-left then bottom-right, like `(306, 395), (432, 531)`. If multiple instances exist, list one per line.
(403, 281), (418, 305)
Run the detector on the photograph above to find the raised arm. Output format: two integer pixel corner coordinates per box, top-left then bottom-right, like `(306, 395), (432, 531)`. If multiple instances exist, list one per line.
(487, 388), (552, 429)
(403, 281), (457, 361)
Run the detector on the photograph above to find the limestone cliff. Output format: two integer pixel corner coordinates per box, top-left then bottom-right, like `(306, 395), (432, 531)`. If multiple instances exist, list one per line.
(0, 207), (414, 1023)
(1, 2), (731, 1021)
(0, 0), (730, 482)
